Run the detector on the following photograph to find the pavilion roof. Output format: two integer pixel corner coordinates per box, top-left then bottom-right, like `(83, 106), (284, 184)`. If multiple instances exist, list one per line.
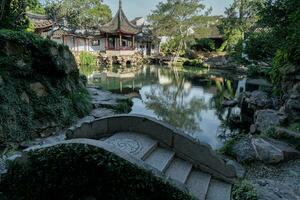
(100, 0), (141, 35)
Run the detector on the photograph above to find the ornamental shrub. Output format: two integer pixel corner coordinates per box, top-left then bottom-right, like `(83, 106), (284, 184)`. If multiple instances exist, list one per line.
(0, 144), (194, 200)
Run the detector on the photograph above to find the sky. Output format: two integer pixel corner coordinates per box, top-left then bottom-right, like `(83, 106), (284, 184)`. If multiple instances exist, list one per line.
(103, 0), (234, 20)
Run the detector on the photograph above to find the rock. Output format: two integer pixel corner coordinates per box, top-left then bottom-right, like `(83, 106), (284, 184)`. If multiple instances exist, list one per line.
(254, 109), (287, 133)
(90, 108), (114, 118)
(0, 75), (3, 85)
(30, 82), (48, 97)
(275, 127), (300, 139)
(252, 138), (284, 163)
(20, 92), (30, 103)
(77, 116), (95, 126)
(252, 138), (300, 164)
(222, 100), (238, 108)
(225, 159), (246, 179)
(231, 138), (257, 163)
(240, 91), (274, 110)
(283, 83), (300, 121)
(253, 179), (300, 200)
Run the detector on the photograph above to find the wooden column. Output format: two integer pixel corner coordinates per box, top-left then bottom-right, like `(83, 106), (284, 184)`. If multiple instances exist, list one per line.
(132, 35), (135, 50)
(105, 34), (108, 50)
(119, 34), (122, 50)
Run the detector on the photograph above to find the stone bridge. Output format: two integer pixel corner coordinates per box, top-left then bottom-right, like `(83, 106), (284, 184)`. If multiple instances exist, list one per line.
(63, 114), (237, 200)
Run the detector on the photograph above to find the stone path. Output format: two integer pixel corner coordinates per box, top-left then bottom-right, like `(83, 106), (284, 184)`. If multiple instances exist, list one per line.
(103, 132), (232, 200)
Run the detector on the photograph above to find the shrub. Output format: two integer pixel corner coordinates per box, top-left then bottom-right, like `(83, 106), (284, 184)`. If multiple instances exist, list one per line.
(0, 144), (193, 200)
(79, 52), (97, 66)
(232, 180), (258, 200)
(244, 32), (276, 61)
(183, 59), (203, 67)
(115, 98), (133, 113)
(191, 38), (216, 52)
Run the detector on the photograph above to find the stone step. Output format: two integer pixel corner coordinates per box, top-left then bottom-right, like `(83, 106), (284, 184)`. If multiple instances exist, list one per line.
(165, 158), (193, 184)
(144, 147), (175, 172)
(104, 132), (157, 160)
(206, 179), (232, 200)
(186, 170), (211, 200)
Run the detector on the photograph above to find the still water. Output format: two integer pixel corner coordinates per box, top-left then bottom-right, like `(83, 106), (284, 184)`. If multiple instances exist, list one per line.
(81, 65), (265, 149)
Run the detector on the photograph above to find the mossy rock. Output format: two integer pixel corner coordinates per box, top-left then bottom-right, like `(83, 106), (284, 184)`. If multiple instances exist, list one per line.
(0, 30), (92, 143)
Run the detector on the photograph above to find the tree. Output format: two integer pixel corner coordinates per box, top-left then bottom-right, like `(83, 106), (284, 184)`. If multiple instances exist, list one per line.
(218, 0), (263, 52)
(148, 0), (206, 63)
(61, 0), (111, 30)
(0, 0), (29, 30)
(258, 0), (300, 85)
(26, 0), (45, 14)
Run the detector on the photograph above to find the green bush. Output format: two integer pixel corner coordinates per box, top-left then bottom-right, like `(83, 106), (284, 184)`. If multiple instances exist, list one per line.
(244, 32), (276, 61)
(79, 52), (97, 66)
(183, 59), (203, 67)
(0, 144), (193, 200)
(0, 0), (29, 30)
(232, 180), (258, 200)
(247, 64), (270, 78)
(191, 38), (216, 52)
(115, 98), (134, 113)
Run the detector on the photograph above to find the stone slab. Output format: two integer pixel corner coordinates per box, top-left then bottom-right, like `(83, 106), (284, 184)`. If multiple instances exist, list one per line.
(165, 158), (193, 183)
(145, 147), (175, 172)
(186, 170), (211, 200)
(104, 132), (157, 160)
(206, 179), (232, 200)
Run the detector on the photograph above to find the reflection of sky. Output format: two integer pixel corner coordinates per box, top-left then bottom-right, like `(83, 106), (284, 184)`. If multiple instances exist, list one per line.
(130, 79), (224, 149)
(87, 65), (244, 150)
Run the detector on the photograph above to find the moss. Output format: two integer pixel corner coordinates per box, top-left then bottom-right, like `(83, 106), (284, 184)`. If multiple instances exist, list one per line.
(0, 144), (194, 200)
(232, 180), (258, 200)
(0, 30), (92, 143)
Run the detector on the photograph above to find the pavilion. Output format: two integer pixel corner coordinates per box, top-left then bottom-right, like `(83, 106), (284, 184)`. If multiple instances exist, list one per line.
(100, 0), (141, 55)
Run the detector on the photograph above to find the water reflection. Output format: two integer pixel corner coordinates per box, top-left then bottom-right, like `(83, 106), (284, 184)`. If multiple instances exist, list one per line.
(82, 64), (249, 149)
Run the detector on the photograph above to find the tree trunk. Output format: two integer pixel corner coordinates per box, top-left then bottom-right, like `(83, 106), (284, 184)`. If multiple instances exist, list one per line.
(0, 0), (6, 21)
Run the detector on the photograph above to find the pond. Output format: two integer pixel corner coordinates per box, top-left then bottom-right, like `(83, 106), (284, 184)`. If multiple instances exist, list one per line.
(81, 64), (270, 149)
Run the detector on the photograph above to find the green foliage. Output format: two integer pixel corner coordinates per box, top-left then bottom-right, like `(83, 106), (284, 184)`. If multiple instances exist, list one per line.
(115, 99), (133, 114)
(183, 59), (203, 67)
(26, 0), (45, 14)
(0, 30), (91, 143)
(160, 38), (186, 56)
(289, 122), (300, 132)
(247, 64), (270, 78)
(191, 38), (216, 52)
(270, 50), (288, 84)
(218, 137), (239, 157)
(218, 0), (263, 52)
(244, 31), (276, 61)
(258, 0), (300, 85)
(148, 0), (206, 58)
(69, 89), (92, 117)
(232, 180), (258, 200)
(0, 144), (193, 200)
(79, 52), (97, 66)
(0, 0), (29, 30)
(45, 0), (112, 30)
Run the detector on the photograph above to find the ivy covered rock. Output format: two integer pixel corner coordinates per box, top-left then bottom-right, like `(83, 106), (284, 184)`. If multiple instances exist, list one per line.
(0, 29), (92, 143)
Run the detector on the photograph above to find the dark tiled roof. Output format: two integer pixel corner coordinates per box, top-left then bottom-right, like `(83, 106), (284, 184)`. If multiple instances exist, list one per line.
(27, 13), (53, 30)
(100, 2), (141, 35)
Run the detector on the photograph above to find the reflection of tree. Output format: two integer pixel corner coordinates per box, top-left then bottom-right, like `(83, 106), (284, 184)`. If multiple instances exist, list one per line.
(210, 79), (235, 120)
(144, 71), (207, 133)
